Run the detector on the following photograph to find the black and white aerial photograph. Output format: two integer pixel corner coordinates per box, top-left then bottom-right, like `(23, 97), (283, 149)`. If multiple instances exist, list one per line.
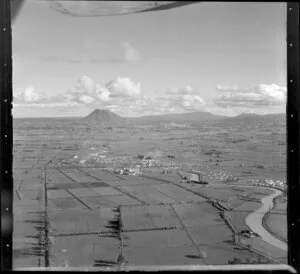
(12, 1), (287, 269)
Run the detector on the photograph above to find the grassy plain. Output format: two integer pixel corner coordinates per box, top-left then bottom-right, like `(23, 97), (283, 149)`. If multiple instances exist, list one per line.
(12, 115), (287, 267)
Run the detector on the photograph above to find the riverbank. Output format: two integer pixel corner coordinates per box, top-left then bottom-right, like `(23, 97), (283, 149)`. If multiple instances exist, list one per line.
(197, 180), (287, 252)
(245, 188), (287, 251)
(262, 194), (287, 244)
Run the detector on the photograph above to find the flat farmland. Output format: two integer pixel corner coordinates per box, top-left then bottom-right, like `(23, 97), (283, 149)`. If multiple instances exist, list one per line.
(12, 116), (287, 268)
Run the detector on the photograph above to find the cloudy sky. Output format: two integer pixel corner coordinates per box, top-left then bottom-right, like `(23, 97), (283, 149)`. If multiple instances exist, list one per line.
(12, 1), (287, 118)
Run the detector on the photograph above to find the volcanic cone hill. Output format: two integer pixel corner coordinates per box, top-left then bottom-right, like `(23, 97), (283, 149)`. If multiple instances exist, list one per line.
(82, 109), (126, 125)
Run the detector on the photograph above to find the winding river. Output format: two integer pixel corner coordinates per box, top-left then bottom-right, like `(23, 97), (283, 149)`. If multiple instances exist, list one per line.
(245, 188), (287, 251)
(189, 173), (287, 251)
(207, 180), (287, 251)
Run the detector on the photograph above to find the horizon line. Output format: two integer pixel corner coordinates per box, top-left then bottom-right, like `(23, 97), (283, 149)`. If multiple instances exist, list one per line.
(13, 109), (286, 119)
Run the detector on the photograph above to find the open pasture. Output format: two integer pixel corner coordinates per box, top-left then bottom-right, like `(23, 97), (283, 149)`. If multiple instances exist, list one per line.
(12, 116), (287, 267)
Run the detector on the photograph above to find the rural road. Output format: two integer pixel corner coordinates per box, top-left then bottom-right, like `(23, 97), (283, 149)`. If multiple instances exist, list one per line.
(245, 188), (287, 251)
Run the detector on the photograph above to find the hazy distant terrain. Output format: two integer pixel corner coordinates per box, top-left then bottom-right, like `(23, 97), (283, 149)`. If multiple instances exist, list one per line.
(14, 109), (286, 183)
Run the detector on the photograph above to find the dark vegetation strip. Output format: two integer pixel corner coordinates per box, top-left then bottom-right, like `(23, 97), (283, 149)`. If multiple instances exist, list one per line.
(121, 226), (180, 233)
(36, 167), (47, 267)
(170, 204), (207, 264)
(212, 200), (228, 211)
(77, 168), (104, 183)
(17, 179), (24, 191)
(56, 167), (82, 183)
(15, 189), (22, 200)
(117, 206), (125, 270)
(110, 186), (146, 205)
(51, 168), (92, 208)
(53, 231), (118, 238)
(172, 182), (211, 200)
(12, 167), (42, 170)
(43, 167), (50, 267)
(64, 189), (92, 210)
(118, 200), (205, 208)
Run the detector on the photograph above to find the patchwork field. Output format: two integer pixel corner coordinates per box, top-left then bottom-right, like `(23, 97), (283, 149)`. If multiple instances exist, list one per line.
(12, 115), (287, 268)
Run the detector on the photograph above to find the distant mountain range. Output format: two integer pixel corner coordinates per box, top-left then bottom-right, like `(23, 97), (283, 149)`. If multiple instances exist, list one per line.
(130, 111), (224, 123)
(81, 109), (285, 125)
(81, 109), (222, 125)
(220, 112), (286, 125)
(13, 109), (286, 128)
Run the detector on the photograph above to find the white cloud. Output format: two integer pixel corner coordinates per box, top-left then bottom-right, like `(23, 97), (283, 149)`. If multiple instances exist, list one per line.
(95, 85), (111, 102)
(68, 76), (142, 106)
(165, 85), (194, 95)
(13, 86), (68, 105)
(105, 77), (141, 98)
(14, 86), (42, 103)
(216, 85), (239, 92)
(73, 75), (95, 94)
(79, 94), (95, 104)
(15, 80), (204, 117)
(13, 80), (287, 117)
(182, 94), (205, 107)
(64, 75), (149, 116)
(13, 102), (80, 108)
(68, 75), (111, 105)
(123, 42), (142, 62)
(214, 84), (287, 108)
(158, 85), (206, 112)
